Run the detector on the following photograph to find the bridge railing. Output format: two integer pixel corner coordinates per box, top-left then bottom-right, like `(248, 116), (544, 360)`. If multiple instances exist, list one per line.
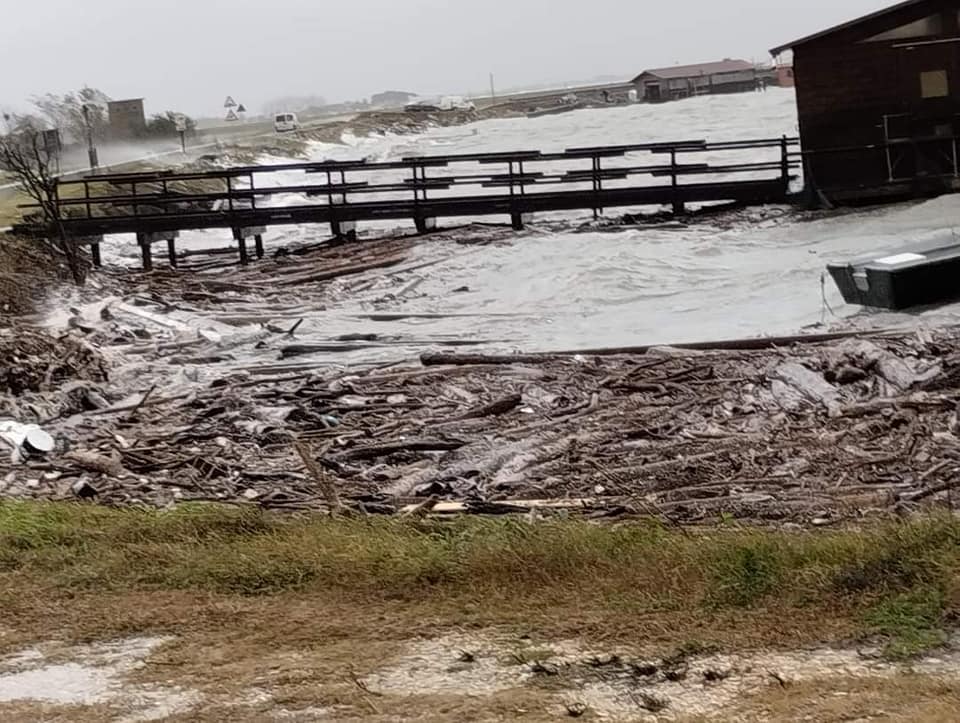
(26, 136), (800, 228)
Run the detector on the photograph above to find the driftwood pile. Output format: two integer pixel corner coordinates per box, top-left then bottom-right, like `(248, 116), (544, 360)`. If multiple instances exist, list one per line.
(3, 220), (958, 525)
(0, 327), (108, 396)
(3, 316), (960, 525)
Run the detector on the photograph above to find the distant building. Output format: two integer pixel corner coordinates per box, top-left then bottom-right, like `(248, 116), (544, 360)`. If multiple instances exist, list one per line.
(472, 81), (636, 110)
(632, 60), (760, 102)
(371, 91), (418, 108)
(775, 64), (796, 88)
(107, 99), (146, 138)
(771, 0), (960, 203)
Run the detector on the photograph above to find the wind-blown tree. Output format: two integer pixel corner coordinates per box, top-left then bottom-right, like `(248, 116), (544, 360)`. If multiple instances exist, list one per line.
(31, 86), (111, 144)
(144, 111), (197, 138)
(0, 115), (83, 284)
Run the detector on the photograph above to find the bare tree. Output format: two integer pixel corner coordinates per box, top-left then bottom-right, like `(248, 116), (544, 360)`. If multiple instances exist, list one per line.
(0, 116), (84, 284)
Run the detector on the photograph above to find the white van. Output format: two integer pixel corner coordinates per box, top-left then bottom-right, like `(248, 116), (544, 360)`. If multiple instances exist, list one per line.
(439, 96), (476, 112)
(274, 113), (301, 133)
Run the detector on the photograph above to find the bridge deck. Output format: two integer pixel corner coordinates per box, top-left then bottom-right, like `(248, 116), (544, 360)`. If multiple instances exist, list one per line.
(17, 136), (800, 269)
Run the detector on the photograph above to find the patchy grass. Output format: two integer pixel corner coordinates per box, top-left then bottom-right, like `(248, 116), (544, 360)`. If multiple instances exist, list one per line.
(726, 675), (960, 722)
(0, 502), (959, 655)
(0, 189), (29, 227)
(865, 588), (949, 660)
(708, 538), (784, 607)
(0, 181), (92, 227)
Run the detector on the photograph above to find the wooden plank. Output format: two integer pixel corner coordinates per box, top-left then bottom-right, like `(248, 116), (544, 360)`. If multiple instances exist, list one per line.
(398, 499), (600, 515)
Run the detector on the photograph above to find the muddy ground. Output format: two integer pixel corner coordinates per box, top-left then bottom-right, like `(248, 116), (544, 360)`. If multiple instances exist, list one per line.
(1, 628), (959, 721)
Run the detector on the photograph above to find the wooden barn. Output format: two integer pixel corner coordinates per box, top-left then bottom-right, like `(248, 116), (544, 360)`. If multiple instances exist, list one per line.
(772, 0), (960, 203)
(632, 60), (762, 102)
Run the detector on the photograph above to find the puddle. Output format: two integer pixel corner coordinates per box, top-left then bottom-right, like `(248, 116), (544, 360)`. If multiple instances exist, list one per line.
(365, 634), (533, 698)
(365, 633), (960, 720)
(0, 637), (200, 721)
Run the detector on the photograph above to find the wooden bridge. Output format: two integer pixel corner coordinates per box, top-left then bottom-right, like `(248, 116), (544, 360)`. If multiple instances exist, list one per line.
(20, 136), (800, 270)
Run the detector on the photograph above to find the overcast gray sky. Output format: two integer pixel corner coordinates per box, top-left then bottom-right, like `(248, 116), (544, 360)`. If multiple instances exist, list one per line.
(2, 0), (891, 117)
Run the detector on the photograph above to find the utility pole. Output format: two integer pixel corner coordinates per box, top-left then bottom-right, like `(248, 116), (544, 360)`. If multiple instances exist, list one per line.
(489, 73), (496, 104)
(82, 104), (99, 173)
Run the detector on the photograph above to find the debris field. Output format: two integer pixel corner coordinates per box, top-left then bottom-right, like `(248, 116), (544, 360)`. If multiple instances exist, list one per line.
(2, 231), (959, 526)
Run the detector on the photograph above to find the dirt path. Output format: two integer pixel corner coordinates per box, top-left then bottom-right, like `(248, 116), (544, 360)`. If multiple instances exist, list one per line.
(1, 608), (958, 721)
(0, 503), (958, 721)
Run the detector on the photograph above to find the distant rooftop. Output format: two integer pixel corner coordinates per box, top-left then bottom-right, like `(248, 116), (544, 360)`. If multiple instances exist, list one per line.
(633, 60), (754, 83)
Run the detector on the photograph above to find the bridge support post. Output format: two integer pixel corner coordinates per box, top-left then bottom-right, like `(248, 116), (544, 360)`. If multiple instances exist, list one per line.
(233, 228), (248, 265)
(672, 200), (686, 215)
(88, 238), (103, 269)
(331, 220), (357, 241)
(137, 233), (152, 272)
(232, 227), (266, 264)
(136, 232), (179, 270)
(414, 217), (436, 234)
(511, 213), (533, 231)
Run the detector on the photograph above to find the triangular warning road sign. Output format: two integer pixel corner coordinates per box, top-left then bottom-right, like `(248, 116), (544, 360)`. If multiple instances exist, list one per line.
(236, 104), (246, 113)
(225, 109), (239, 122)
(224, 96), (237, 108)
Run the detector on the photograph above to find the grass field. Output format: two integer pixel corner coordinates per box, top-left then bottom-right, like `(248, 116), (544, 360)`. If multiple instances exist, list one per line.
(1, 503), (959, 720)
(0, 187), (28, 227)
(1, 502), (958, 655)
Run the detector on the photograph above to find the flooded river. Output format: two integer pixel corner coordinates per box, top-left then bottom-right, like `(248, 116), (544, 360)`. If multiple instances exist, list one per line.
(98, 88), (960, 357)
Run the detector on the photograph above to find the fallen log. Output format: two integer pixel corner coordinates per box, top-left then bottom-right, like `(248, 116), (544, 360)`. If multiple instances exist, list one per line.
(457, 394), (523, 420)
(421, 352), (559, 366)
(64, 450), (128, 478)
(359, 312), (526, 322)
(422, 330), (905, 367)
(396, 498), (602, 515)
(550, 329), (903, 356)
(277, 253), (409, 286)
(281, 343), (381, 358)
(336, 438), (466, 462)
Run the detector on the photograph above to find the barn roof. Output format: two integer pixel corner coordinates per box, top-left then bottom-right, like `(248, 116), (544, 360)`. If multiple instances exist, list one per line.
(770, 0), (927, 55)
(631, 59), (754, 83)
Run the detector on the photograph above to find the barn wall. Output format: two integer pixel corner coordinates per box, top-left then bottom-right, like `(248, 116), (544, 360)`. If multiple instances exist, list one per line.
(791, 1), (960, 192)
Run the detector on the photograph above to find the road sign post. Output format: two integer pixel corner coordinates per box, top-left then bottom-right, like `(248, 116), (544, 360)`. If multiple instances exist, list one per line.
(81, 104), (99, 173)
(174, 114), (187, 153)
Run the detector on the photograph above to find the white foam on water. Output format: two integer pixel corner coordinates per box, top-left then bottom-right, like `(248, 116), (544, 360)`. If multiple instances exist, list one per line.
(92, 89), (960, 359)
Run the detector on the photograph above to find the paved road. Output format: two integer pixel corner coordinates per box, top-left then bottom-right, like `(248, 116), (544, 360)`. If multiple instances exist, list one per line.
(3, 112), (356, 192)
(0, 113), (358, 230)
